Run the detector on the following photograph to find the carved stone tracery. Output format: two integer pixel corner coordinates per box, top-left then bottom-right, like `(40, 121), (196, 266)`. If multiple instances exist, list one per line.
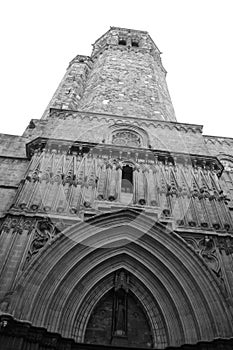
(216, 236), (233, 255)
(24, 219), (57, 267)
(0, 216), (34, 235)
(112, 130), (141, 147)
(184, 236), (221, 278)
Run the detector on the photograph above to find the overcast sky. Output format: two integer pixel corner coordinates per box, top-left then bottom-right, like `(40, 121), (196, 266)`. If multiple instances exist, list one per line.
(0, 0), (233, 138)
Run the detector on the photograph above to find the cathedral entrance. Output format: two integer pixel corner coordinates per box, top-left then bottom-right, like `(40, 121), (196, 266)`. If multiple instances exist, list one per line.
(84, 271), (153, 348)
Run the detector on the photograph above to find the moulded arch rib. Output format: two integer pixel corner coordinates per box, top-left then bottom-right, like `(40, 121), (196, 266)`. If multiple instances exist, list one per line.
(9, 208), (233, 348)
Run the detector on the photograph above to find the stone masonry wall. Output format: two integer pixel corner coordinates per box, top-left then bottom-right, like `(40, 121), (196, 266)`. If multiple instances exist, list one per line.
(79, 48), (175, 121)
(0, 134), (27, 158)
(0, 157), (29, 216)
(0, 134), (28, 216)
(42, 55), (92, 119)
(23, 112), (206, 156)
(205, 135), (233, 158)
(0, 188), (17, 217)
(0, 158), (29, 187)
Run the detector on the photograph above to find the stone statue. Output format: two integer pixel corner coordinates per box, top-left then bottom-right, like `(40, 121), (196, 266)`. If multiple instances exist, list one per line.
(114, 289), (126, 335)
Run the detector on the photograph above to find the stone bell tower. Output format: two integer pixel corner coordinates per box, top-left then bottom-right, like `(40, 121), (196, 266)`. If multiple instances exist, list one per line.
(1, 27), (233, 350)
(42, 27), (176, 121)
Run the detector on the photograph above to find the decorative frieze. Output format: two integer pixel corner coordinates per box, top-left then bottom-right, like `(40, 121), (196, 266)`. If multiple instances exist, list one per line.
(48, 108), (203, 134)
(205, 136), (233, 147)
(0, 216), (34, 235)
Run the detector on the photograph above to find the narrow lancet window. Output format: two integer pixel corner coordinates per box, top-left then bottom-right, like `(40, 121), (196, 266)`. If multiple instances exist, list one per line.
(121, 165), (133, 193)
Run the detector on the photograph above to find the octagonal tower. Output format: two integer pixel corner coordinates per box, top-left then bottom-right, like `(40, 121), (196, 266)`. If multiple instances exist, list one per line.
(43, 27), (176, 121)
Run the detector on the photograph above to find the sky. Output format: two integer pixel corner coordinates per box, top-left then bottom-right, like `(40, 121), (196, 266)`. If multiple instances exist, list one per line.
(0, 0), (233, 138)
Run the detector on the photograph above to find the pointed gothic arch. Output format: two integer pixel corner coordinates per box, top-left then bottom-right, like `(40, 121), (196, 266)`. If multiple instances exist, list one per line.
(9, 209), (233, 348)
(83, 272), (156, 348)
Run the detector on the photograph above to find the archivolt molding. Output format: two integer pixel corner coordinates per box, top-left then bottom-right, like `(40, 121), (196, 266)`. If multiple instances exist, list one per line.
(9, 209), (233, 347)
(66, 270), (169, 347)
(48, 249), (185, 346)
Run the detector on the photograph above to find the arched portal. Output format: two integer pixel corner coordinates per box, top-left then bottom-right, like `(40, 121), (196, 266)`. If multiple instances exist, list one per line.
(8, 209), (233, 348)
(84, 282), (154, 348)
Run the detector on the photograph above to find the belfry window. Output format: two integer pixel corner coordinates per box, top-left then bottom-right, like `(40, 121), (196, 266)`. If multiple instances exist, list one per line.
(121, 165), (133, 193)
(131, 40), (139, 47)
(118, 38), (127, 46)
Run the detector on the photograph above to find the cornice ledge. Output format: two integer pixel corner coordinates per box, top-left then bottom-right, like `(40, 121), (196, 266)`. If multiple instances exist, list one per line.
(49, 108), (203, 134)
(68, 54), (92, 69)
(176, 227), (233, 236)
(204, 135), (233, 146)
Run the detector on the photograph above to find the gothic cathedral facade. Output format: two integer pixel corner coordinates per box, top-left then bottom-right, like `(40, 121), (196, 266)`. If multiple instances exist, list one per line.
(1, 27), (233, 349)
